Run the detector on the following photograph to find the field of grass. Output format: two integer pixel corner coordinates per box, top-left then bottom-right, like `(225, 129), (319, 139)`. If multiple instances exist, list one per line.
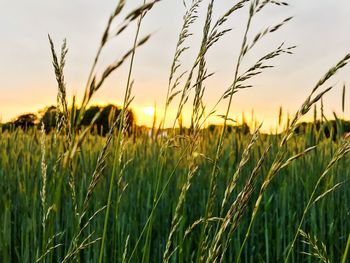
(0, 126), (349, 262)
(1, 0), (350, 262)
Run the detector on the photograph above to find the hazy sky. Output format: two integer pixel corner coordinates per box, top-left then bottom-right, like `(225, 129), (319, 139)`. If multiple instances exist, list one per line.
(1, 0), (350, 131)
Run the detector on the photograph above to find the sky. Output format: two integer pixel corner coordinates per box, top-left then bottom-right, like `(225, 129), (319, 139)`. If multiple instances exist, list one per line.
(1, 0), (350, 132)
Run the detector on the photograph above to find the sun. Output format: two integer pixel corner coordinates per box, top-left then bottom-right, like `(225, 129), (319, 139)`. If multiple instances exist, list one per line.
(142, 106), (155, 117)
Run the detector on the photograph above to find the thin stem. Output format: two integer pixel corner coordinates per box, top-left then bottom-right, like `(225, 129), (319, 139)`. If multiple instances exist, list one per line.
(98, 4), (145, 262)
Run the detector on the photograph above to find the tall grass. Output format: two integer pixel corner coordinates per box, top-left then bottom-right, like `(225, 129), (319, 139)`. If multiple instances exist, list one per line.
(1, 123), (350, 262)
(1, 0), (350, 262)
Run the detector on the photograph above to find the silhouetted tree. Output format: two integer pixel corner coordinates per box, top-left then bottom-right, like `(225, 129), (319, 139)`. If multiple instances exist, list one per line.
(208, 123), (250, 135)
(81, 104), (135, 135)
(39, 106), (62, 132)
(295, 120), (350, 140)
(35, 104), (135, 135)
(12, 113), (37, 130)
(1, 104), (135, 135)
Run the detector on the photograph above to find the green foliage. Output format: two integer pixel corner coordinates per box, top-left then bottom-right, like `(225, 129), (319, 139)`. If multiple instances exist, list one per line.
(1, 0), (350, 262)
(0, 129), (349, 262)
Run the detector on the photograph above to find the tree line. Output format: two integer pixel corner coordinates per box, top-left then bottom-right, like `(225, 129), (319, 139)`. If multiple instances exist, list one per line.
(1, 104), (135, 135)
(2, 105), (350, 139)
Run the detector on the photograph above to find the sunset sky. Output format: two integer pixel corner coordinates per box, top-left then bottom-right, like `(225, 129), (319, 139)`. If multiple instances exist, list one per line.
(1, 0), (350, 131)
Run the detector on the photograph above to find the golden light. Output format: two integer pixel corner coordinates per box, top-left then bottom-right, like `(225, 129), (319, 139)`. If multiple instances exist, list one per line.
(142, 106), (155, 117)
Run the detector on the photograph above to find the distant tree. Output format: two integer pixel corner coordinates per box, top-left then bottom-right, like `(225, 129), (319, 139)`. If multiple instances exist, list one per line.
(0, 123), (12, 132)
(208, 123), (250, 135)
(233, 122), (250, 135)
(2, 104), (135, 135)
(80, 106), (100, 127)
(12, 113), (37, 130)
(81, 104), (135, 135)
(39, 106), (62, 132)
(295, 120), (350, 140)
